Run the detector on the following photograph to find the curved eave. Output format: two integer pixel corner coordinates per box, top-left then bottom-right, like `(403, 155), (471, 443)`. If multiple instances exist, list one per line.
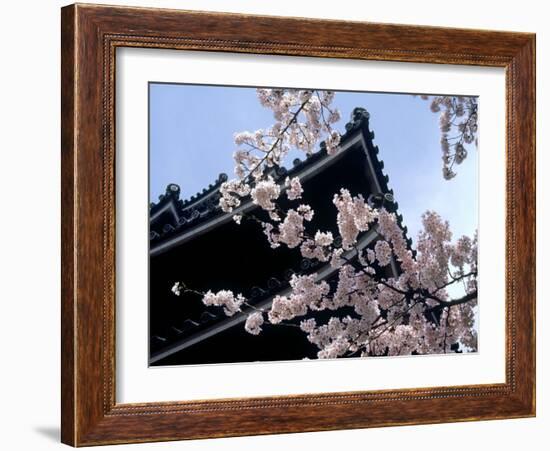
(149, 227), (387, 364)
(150, 131), (364, 257)
(150, 107), (413, 256)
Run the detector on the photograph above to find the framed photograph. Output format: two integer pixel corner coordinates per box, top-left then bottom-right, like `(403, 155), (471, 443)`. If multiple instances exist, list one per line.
(61, 3), (535, 446)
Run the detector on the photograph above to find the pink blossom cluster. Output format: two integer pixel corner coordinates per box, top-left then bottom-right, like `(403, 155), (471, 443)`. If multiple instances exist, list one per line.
(268, 274), (330, 324)
(202, 289), (245, 316)
(272, 207), (476, 357)
(422, 96), (478, 180)
(182, 202), (477, 358)
(374, 240), (392, 266)
(285, 176), (303, 200)
(171, 282), (183, 296)
(219, 179), (250, 213)
(377, 209), (417, 278)
(250, 176), (280, 212)
(185, 201), (477, 358)
(300, 231), (334, 262)
(220, 89), (341, 221)
(214, 157), (477, 359)
(244, 311), (264, 335)
(333, 189), (378, 249)
(172, 92), (479, 360)
(261, 205), (314, 249)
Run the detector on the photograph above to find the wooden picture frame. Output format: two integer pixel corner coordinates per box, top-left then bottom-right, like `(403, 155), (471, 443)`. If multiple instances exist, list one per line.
(61, 3), (536, 446)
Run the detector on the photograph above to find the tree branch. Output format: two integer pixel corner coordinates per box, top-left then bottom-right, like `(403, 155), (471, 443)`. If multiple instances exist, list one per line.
(425, 290), (477, 314)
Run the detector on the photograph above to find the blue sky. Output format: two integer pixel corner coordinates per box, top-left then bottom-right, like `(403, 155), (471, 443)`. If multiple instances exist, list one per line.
(149, 83), (478, 247)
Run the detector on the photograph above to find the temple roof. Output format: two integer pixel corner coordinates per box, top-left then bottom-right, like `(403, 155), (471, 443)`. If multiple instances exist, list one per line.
(149, 107), (411, 249)
(148, 107), (415, 365)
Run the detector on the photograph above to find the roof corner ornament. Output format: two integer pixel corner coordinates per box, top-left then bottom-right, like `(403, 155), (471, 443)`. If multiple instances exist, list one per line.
(166, 183), (181, 199)
(345, 107), (370, 132)
(351, 107), (370, 121)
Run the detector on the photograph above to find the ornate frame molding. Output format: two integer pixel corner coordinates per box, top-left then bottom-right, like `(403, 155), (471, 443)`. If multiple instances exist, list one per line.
(61, 4), (535, 446)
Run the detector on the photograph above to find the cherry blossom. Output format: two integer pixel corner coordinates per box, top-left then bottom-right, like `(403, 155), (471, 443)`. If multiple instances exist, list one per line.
(202, 290), (245, 316)
(268, 274), (330, 324)
(268, 205), (315, 249)
(374, 240), (392, 267)
(421, 95), (478, 180)
(245, 312), (264, 335)
(250, 176), (280, 212)
(172, 89), (478, 360)
(219, 179), (250, 213)
(285, 176), (303, 200)
(333, 188), (377, 250)
(186, 199), (477, 359)
(171, 282), (183, 296)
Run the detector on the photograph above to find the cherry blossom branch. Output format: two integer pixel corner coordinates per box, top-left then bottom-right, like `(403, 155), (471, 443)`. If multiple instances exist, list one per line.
(435, 270), (477, 293)
(244, 99), (309, 180)
(420, 95), (478, 180)
(171, 91), (479, 359)
(425, 290), (478, 313)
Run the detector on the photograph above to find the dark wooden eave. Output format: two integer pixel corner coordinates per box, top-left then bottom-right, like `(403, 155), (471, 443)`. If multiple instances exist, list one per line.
(150, 107), (411, 257)
(148, 107), (412, 365)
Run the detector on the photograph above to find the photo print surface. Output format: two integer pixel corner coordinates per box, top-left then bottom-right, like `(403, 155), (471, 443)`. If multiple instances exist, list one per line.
(148, 84), (479, 366)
